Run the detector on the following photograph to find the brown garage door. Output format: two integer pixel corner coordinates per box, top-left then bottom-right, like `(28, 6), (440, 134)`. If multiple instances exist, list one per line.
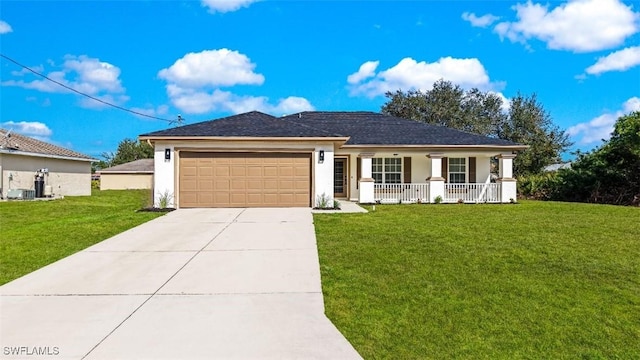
(179, 152), (311, 208)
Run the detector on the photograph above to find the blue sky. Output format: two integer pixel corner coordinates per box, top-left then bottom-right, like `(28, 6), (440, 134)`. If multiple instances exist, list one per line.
(1, 0), (639, 159)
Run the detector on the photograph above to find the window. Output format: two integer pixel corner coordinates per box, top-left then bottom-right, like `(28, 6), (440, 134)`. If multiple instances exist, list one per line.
(449, 157), (466, 183)
(372, 158), (402, 184)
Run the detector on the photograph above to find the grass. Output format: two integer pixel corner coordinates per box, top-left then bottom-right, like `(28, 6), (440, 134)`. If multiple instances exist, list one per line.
(314, 201), (640, 359)
(0, 190), (164, 285)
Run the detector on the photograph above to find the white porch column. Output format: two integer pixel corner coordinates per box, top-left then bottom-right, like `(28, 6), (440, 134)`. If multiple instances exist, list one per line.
(427, 153), (445, 203)
(498, 153), (517, 203)
(358, 153), (375, 204)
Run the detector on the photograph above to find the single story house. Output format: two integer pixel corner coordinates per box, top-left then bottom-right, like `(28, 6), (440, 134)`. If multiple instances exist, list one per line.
(97, 159), (154, 190)
(0, 129), (94, 198)
(139, 111), (527, 208)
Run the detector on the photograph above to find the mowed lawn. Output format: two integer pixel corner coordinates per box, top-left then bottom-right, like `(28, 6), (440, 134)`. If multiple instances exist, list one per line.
(0, 190), (164, 285)
(314, 201), (640, 359)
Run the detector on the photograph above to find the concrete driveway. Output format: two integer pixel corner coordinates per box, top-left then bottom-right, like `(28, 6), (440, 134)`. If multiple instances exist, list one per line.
(0, 208), (361, 359)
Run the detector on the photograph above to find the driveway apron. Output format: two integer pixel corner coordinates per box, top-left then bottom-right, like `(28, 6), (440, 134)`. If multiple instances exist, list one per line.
(0, 208), (361, 359)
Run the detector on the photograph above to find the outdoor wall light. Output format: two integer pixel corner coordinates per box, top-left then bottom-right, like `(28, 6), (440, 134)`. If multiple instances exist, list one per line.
(319, 150), (325, 163)
(164, 148), (171, 161)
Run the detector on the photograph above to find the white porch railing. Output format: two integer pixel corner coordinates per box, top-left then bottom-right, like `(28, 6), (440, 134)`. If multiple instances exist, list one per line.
(374, 183), (430, 204)
(444, 183), (501, 203)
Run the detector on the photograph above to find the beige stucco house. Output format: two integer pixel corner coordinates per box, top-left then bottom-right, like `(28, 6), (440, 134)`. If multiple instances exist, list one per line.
(140, 111), (527, 208)
(0, 129), (94, 198)
(97, 159), (154, 190)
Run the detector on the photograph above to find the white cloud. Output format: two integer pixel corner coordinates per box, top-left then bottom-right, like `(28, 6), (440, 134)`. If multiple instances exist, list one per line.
(165, 86), (313, 115)
(493, 0), (639, 52)
(0, 20), (12, 34)
(1, 121), (53, 141)
(567, 97), (640, 145)
(2, 55), (127, 108)
(585, 46), (640, 75)
(348, 56), (497, 98)
(158, 49), (264, 88)
(347, 61), (379, 85)
(201, 0), (257, 13)
(160, 49), (313, 115)
(462, 12), (499, 28)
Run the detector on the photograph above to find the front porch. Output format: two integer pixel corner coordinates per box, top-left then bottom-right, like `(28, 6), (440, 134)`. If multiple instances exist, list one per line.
(374, 183), (503, 204)
(344, 151), (517, 204)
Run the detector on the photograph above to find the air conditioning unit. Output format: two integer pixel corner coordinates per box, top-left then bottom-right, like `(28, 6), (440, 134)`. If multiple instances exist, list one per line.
(44, 185), (53, 197)
(7, 189), (36, 200)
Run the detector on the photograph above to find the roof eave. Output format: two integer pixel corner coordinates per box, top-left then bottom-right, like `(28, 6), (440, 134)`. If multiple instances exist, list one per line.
(139, 135), (350, 143)
(0, 149), (97, 162)
(97, 170), (154, 174)
(340, 144), (529, 151)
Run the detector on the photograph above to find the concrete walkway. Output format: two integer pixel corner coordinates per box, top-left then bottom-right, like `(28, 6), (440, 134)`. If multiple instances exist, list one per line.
(0, 208), (361, 360)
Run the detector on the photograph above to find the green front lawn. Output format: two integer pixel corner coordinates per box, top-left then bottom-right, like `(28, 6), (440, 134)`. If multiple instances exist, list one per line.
(0, 190), (164, 285)
(315, 201), (640, 359)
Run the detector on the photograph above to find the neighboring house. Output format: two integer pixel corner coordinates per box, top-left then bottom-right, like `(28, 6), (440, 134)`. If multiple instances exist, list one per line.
(140, 111), (527, 208)
(97, 159), (154, 190)
(0, 129), (94, 198)
(544, 163), (571, 172)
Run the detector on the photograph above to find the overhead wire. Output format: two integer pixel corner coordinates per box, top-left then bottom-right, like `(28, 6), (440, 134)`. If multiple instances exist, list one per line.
(0, 53), (183, 124)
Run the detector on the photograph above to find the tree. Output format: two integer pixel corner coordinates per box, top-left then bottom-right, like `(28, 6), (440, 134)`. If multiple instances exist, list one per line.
(381, 80), (506, 137)
(94, 138), (153, 172)
(499, 92), (572, 176)
(381, 80), (571, 176)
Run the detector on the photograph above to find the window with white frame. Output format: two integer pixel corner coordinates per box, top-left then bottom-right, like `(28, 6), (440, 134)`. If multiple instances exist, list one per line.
(449, 157), (466, 183)
(372, 158), (402, 184)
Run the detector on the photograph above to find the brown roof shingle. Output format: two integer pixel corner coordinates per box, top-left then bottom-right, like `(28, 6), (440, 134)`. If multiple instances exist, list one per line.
(98, 159), (154, 173)
(0, 129), (94, 161)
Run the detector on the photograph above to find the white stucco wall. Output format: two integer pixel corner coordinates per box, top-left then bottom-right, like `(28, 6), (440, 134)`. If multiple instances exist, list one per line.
(0, 153), (92, 198)
(314, 145), (334, 206)
(153, 144), (175, 207)
(476, 156), (492, 183)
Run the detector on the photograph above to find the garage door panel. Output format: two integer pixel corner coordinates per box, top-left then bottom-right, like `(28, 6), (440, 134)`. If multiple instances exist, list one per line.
(294, 167), (308, 176)
(179, 152), (310, 208)
(263, 193), (278, 204)
(294, 180), (308, 190)
(247, 166), (262, 177)
(231, 166), (246, 177)
(214, 179), (230, 191)
(263, 180), (278, 190)
(231, 180), (246, 190)
(247, 180), (262, 190)
(263, 166), (278, 176)
(199, 180), (214, 191)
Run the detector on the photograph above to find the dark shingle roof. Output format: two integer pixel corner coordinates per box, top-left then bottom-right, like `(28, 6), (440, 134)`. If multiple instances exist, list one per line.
(282, 112), (518, 146)
(0, 128), (94, 160)
(140, 111), (343, 138)
(98, 159), (154, 173)
(141, 111), (522, 147)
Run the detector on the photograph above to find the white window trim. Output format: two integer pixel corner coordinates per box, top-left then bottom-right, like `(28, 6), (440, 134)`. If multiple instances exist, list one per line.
(372, 157), (402, 184)
(448, 157), (467, 184)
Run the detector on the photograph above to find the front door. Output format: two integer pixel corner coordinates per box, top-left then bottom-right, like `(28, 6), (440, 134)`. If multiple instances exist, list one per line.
(334, 158), (347, 198)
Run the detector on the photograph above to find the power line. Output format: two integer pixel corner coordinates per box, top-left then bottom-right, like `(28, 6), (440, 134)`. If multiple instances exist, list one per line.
(0, 53), (184, 125)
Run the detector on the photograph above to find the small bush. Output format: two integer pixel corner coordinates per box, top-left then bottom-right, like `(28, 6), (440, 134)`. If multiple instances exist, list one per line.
(517, 172), (560, 200)
(156, 190), (174, 209)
